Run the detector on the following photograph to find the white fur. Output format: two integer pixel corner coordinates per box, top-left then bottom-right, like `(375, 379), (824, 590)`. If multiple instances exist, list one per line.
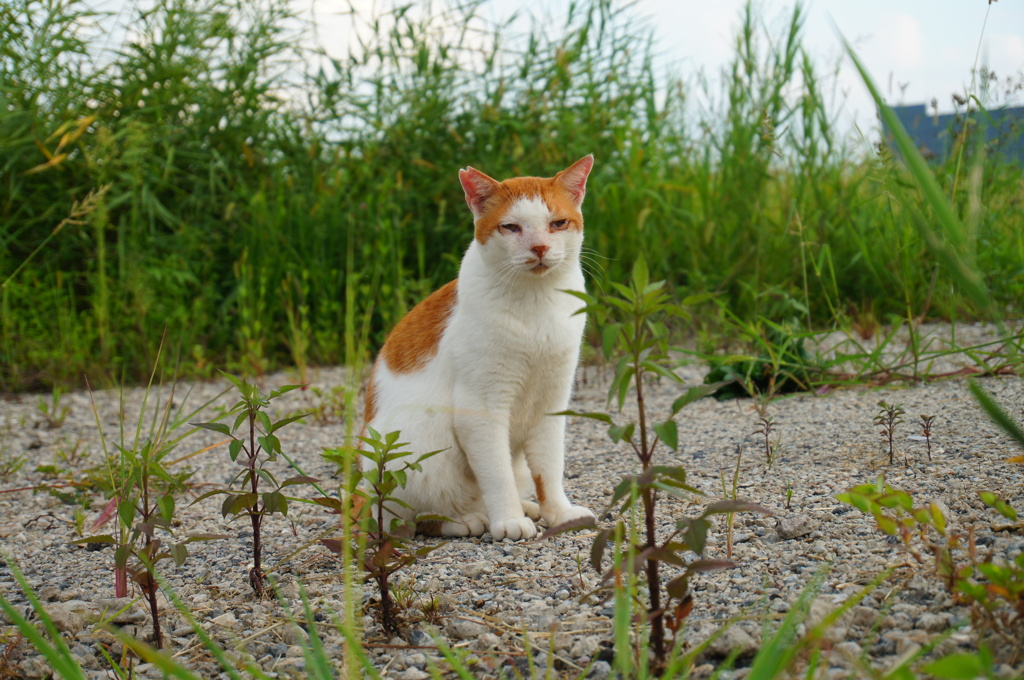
(367, 195), (595, 540)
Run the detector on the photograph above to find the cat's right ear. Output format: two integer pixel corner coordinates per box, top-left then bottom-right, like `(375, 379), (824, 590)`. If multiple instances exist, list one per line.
(459, 167), (501, 219)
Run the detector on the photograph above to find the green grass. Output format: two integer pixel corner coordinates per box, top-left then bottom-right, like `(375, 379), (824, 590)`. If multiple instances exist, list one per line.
(2, 0), (1023, 392)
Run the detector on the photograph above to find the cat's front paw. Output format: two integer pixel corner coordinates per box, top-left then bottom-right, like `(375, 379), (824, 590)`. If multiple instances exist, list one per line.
(521, 500), (541, 521)
(441, 512), (487, 537)
(546, 504), (596, 528)
(490, 517), (537, 541)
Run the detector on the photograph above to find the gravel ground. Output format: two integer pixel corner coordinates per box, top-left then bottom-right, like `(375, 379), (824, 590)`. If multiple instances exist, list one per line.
(1, 324), (1023, 679)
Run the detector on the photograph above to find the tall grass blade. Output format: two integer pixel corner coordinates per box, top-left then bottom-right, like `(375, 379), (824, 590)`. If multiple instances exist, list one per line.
(0, 557), (89, 680)
(840, 37), (990, 314)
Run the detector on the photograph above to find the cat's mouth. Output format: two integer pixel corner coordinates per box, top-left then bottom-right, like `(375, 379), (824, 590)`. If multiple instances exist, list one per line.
(530, 262), (550, 274)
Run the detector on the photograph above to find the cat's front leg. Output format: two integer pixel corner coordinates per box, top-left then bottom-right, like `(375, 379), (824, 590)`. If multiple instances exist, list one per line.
(454, 410), (537, 540)
(524, 416), (594, 528)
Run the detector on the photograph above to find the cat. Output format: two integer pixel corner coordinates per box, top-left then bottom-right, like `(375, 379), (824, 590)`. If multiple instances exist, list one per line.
(361, 155), (597, 540)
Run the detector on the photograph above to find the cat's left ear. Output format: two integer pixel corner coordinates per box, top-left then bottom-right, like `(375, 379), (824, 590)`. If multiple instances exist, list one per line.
(555, 154), (594, 207)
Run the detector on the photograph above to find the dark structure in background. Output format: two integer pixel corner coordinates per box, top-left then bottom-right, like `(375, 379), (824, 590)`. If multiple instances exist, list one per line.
(888, 104), (1024, 165)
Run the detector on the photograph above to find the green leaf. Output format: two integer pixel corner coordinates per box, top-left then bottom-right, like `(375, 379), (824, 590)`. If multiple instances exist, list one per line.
(255, 467), (278, 488)
(591, 528), (612, 572)
(651, 465), (687, 486)
(686, 559), (736, 574)
(930, 502), (948, 534)
(223, 492), (258, 516)
(228, 438), (244, 461)
(701, 500), (772, 516)
(257, 434), (281, 456)
(612, 362), (634, 409)
(320, 538), (343, 554)
(281, 475), (320, 488)
(190, 421), (231, 436)
(183, 533), (229, 543)
(995, 500), (1017, 521)
(392, 469), (407, 488)
(877, 491), (912, 510)
(539, 514), (597, 539)
(256, 410), (272, 434)
(551, 410), (614, 425)
(269, 384), (303, 399)
(157, 494), (175, 524)
(608, 280), (633, 299)
(680, 517), (710, 554)
(875, 515), (898, 535)
(170, 543), (187, 567)
(190, 489), (228, 506)
(979, 492), (1018, 521)
(631, 255), (649, 294)
(608, 477), (633, 507)
(312, 496), (345, 512)
(269, 412), (310, 433)
(607, 422), (635, 444)
(263, 491), (288, 516)
(646, 547), (688, 568)
(837, 491), (877, 516)
(922, 653), (989, 680)
(117, 498), (136, 529)
(652, 420), (678, 451)
(601, 323), (621, 359)
(220, 494), (237, 518)
(665, 575), (690, 600)
(219, 370), (249, 393)
(671, 382), (730, 415)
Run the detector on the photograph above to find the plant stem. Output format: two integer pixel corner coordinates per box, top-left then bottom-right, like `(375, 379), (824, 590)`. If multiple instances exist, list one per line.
(378, 571), (396, 635)
(633, 344), (665, 670)
(146, 568), (163, 648)
(643, 486), (665, 670)
(248, 411), (266, 597)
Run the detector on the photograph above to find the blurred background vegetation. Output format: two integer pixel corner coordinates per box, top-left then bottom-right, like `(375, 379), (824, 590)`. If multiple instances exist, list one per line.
(2, 0), (1022, 391)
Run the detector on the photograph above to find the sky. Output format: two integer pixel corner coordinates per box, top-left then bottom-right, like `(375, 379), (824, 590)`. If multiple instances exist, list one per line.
(628, 0), (1024, 131)
(91, 0), (1024, 140)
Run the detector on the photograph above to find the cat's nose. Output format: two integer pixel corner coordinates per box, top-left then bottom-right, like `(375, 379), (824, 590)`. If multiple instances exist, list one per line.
(531, 245), (549, 259)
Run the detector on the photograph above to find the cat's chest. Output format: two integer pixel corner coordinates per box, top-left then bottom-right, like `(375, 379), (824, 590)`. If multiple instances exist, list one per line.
(455, 290), (583, 351)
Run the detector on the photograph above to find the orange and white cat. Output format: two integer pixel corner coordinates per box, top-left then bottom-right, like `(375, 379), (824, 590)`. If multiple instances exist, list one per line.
(363, 155), (596, 540)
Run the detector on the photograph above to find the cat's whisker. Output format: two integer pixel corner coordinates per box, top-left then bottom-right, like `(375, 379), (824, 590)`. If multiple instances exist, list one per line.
(578, 255), (606, 280)
(487, 259), (520, 297)
(581, 246), (614, 262)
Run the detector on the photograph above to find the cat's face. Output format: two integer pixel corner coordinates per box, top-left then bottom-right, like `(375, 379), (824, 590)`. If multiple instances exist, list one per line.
(459, 156), (593, 277)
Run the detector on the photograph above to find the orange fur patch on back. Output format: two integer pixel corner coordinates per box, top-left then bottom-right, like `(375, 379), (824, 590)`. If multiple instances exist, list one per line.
(473, 177), (584, 244)
(533, 474), (546, 504)
(378, 279), (458, 374)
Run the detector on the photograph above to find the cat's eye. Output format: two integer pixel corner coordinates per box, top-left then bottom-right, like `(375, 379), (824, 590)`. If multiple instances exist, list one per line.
(499, 223), (521, 234)
(550, 219), (569, 231)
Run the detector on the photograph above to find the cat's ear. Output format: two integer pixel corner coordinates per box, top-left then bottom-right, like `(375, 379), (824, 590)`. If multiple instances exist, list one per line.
(554, 154), (594, 207)
(459, 167), (502, 218)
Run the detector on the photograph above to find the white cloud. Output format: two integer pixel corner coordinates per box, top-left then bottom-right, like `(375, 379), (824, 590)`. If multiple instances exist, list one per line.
(985, 32), (1024, 71)
(876, 13), (924, 70)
